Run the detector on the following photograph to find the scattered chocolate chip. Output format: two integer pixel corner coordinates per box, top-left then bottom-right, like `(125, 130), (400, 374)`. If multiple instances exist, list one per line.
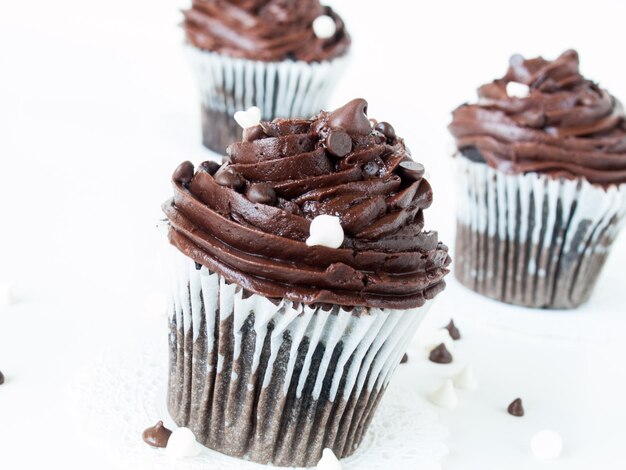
(172, 161), (194, 185)
(327, 98), (372, 135)
(246, 183), (277, 205)
(194, 262), (202, 270)
(243, 124), (267, 142)
(326, 129), (352, 157)
(363, 160), (380, 177)
(507, 398), (524, 417)
(199, 160), (221, 175)
(445, 320), (461, 340)
(142, 420), (172, 448)
(401, 353), (409, 364)
(0, 370), (4, 385)
(429, 343), (453, 364)
(375, 121), (396, 142)
(214, 168), (245, 190)
(399, 161), (425, 181)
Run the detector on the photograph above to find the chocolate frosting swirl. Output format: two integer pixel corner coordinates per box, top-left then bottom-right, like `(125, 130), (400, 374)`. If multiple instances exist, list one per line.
(164, 99), (450, 309)
(449, 50), (626, 185)
(183, 0), (350, 62)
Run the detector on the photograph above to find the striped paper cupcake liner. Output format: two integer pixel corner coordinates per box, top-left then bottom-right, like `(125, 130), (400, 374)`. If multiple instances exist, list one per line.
(185, 46), (349, 154)
(455, 156), (626, 309)
(166, 248), (430, 467)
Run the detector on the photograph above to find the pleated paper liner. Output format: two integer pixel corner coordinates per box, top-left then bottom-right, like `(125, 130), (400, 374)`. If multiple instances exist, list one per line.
(455, 156), (626, 309)
(166, 249), (431, 467)
(185, 46), (349, 154)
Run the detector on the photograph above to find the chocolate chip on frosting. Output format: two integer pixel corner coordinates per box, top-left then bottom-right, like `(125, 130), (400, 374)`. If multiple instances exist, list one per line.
(326, 129), (352, 157)
(215, 168), (245, 190)
(246, 183), (277, 205)
(375, 121), (396, 142)
(507, 398), (525, 417)
(445, 319), (461, 340)
(173, 161), (194, 185)
(243, 124), (267, 142)
(429, 343), (453, 364)
(199, 160), (221, 176)
(142, 420), (172, 448)
(399, 161), (426, 181)
(327, 98), (372, 135)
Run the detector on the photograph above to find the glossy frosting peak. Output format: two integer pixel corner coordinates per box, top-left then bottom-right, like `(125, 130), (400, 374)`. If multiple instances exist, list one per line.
(164, 99), (450, 309)
(183, 0), (350, 62)
(449, 50), (626, 185)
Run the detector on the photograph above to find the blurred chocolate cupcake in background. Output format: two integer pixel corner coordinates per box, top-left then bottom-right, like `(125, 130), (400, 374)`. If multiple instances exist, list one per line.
(183, 0), (350, 154)
(449, 50), (626, 309)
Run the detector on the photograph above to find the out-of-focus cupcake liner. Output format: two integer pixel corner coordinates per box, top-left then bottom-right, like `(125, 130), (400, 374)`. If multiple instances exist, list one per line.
(455, 156), (626, 309)
(185, 45), (349, 154)
(166, 247), (430, 467)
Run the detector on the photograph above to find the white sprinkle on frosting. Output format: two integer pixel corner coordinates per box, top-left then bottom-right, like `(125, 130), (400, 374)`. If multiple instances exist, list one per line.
(506, 81), (530, 98)
(234, 106), (261, 129)
(306, 215), (344, 249)
(313, 15), (337, 39)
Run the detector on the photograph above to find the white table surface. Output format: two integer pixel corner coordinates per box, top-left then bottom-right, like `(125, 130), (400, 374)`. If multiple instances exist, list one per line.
(1, 1), (626, 469)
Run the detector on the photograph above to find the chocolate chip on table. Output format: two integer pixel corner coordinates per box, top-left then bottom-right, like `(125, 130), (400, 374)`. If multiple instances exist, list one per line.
(142, 420), (173, 448)
(243, 124), (267, 142)
(399, 161), (425, 181)
(401, 353), (409, 364)
(214, 168), (245, 190)
(246, 183), (277, 205)
(429, 343), (453, 364)
(445, 319), (461, 340)
(0, 370), (4, 385)
(326, 129), (352, 157)
(375, 121), (396, 142)
(199, 160), (221, 175)
(172, 161), (194, 185)
(507, 398), (525, 417)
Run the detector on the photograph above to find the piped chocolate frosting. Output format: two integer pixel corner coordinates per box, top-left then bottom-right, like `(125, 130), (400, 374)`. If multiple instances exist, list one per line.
(449, 50), (626, 186)
(183, 0), (350, 62)
(164, 99), (450, 309)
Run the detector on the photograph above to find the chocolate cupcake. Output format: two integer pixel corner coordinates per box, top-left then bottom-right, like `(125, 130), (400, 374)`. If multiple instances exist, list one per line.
(183, 0), (350, 154)
(449, 50), (626, 309)
(163, 99), (451, 466)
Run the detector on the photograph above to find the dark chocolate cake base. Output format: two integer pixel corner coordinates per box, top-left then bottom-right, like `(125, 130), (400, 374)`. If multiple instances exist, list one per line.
(167, 260), (428, 467)
(455, 157), (626, 309)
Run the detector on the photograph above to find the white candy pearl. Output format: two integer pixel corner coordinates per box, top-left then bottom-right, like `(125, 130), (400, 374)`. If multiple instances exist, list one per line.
(453, 365), (478, 391)
(506, 81), (530, 98)
(429, 379), (458, 409)
(143, 291), (168, 318)
(165, 427), (201, 459)
(312, 15), (337, 39)
(306, 215), (344, 249)
(531, 430), (563, 460)
(234, 106), (261, 129)
(316, 448), (342, 470)
(0, 283), (15, 307)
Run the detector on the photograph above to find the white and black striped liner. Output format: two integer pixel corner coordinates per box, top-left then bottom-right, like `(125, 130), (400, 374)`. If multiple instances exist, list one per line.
(455, 157), (626, 308)
(166, 248), (430, 467)
(186, 46), (349, 120)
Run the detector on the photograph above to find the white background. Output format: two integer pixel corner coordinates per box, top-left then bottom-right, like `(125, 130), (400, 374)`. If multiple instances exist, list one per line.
(1, 0), (626, 468)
